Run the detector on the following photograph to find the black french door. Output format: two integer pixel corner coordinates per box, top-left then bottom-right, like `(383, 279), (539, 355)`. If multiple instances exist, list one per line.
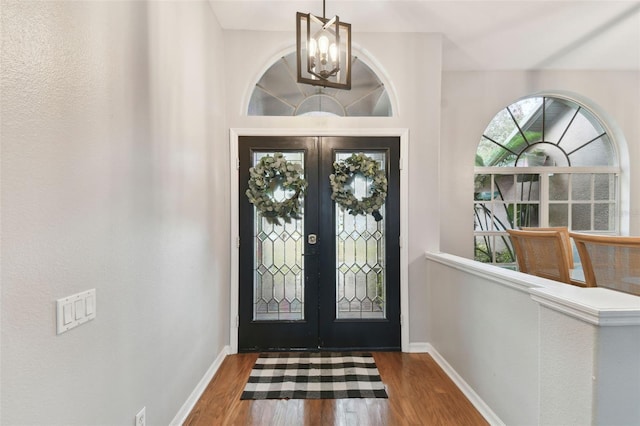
(238, 136), (400, 351)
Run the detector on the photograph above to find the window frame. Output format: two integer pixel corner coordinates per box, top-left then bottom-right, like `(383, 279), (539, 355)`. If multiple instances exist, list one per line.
(473, 93), (623, 267)
(474, 167), (620, 267)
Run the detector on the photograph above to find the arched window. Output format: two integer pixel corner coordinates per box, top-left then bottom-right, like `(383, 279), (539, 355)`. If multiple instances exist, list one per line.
(248, 52), (392, 117)
(473, 95), (620, 267)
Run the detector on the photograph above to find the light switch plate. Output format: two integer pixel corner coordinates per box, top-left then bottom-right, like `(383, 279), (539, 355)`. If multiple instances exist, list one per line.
(56, 289), (96, 334)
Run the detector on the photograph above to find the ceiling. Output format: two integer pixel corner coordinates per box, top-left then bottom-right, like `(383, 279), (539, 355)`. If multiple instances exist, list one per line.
(208, 0), (640, 70)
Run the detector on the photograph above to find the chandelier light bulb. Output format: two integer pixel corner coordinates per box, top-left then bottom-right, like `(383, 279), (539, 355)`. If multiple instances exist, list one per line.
(318, 35), (330, 55)
(329, 43), (338, 63)
(308, 38), (317, 58)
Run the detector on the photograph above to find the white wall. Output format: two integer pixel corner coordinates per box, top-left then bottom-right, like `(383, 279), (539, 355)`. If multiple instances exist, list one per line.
(223, 31), (443, 344)
(427, 253), (640, 425)
(1, 1), (229, 424)
(440, 70), (640, 258)
(427, 255), (540, 424)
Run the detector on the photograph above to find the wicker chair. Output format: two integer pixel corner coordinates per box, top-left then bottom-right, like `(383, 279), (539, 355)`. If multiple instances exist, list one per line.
(569, 233), (640, 296)
(521, 226), (574, 267)
(507, 229), (584, 286)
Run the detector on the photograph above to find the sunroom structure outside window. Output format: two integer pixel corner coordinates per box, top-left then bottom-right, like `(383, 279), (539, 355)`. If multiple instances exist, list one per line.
(473, 95), (619, 268)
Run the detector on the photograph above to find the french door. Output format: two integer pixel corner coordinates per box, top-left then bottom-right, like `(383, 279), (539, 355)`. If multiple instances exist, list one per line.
(238, 136), (400, 351)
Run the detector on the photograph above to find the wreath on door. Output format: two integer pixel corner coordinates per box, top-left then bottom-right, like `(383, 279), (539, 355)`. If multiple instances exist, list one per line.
(246, 153), (307, 225)
(329, 153), (388, 221)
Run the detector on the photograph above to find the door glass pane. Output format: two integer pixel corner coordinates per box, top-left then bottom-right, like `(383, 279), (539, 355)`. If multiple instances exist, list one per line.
(335, 152), (386, 319)
(253, 151), (304, 321)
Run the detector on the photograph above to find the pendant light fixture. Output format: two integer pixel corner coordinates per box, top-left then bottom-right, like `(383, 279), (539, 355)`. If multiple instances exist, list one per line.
(296, 0), (351, 90)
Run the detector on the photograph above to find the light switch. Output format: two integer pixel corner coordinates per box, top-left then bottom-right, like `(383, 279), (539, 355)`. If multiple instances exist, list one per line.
(74, 299), (85, 320)
(63, 303), (73, 325)
(56, 289), (96, 334)
(85, 295), (95, 315)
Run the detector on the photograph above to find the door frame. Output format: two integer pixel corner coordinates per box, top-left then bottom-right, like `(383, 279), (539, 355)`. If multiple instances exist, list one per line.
(229, 128), (410, 353)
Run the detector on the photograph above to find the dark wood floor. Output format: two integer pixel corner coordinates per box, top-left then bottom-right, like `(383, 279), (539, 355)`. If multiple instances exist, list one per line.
(184, 352), (488, 425)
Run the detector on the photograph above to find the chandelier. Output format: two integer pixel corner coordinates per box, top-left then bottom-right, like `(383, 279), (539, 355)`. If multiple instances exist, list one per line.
(296, 0), (351, 90)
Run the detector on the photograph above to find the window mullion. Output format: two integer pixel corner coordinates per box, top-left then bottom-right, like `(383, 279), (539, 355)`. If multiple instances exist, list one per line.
(590, 174), (596, 231)
(540, 173), (549, 227)
(567, 175), (573, 230)
(615, 173), (621, 234)
(513, 174), (519, 228)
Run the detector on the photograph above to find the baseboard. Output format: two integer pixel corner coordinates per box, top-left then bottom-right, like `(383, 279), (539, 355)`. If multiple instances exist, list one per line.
(425, 343), (505, 426)
(170, 345), (231, 426)
(407, 342), (430, 353)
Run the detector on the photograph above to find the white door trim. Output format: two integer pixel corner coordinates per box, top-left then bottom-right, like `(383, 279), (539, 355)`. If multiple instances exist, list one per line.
(229, 128), (410, 353)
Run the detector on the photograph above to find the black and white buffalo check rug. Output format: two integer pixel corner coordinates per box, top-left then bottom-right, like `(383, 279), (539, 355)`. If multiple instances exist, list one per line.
(240, 352), (388, 400)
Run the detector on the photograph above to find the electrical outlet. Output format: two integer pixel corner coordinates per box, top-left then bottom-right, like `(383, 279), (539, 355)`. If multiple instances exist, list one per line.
(135, 407), (146, 426)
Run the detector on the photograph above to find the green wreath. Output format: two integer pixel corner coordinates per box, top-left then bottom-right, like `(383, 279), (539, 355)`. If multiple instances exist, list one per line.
(329, 153), (388, 221)
(246, 153), (307, 225)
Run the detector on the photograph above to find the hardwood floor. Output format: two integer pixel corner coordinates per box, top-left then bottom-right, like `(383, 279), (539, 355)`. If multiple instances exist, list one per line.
(183, 352), (488, 425)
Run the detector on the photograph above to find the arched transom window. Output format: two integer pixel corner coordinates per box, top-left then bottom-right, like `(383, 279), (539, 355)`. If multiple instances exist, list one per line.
(248, 52), (392, 117)
(473, 95), (620, 267)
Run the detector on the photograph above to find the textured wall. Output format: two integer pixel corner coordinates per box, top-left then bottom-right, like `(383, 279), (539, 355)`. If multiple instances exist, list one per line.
(1, 1), (229, 424)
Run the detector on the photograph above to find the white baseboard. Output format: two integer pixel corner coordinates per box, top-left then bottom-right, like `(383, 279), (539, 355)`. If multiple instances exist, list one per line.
(407, 342), (430, 353)
(170, 345), (231, 426)
(424, 343), (505, 426)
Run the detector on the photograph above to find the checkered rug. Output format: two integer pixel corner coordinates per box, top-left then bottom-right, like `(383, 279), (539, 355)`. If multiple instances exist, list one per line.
(240, 352), (388, 400)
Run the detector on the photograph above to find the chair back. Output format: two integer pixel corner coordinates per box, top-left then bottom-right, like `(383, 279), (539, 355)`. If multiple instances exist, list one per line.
(569, 233), (640, 296)
(507, 229), (573, 284)
(521, 226), (574, 267)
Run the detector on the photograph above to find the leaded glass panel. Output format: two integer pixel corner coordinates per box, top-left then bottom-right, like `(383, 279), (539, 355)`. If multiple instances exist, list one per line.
(335, 151), (386, 319)
(253, 151), (305, 321)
